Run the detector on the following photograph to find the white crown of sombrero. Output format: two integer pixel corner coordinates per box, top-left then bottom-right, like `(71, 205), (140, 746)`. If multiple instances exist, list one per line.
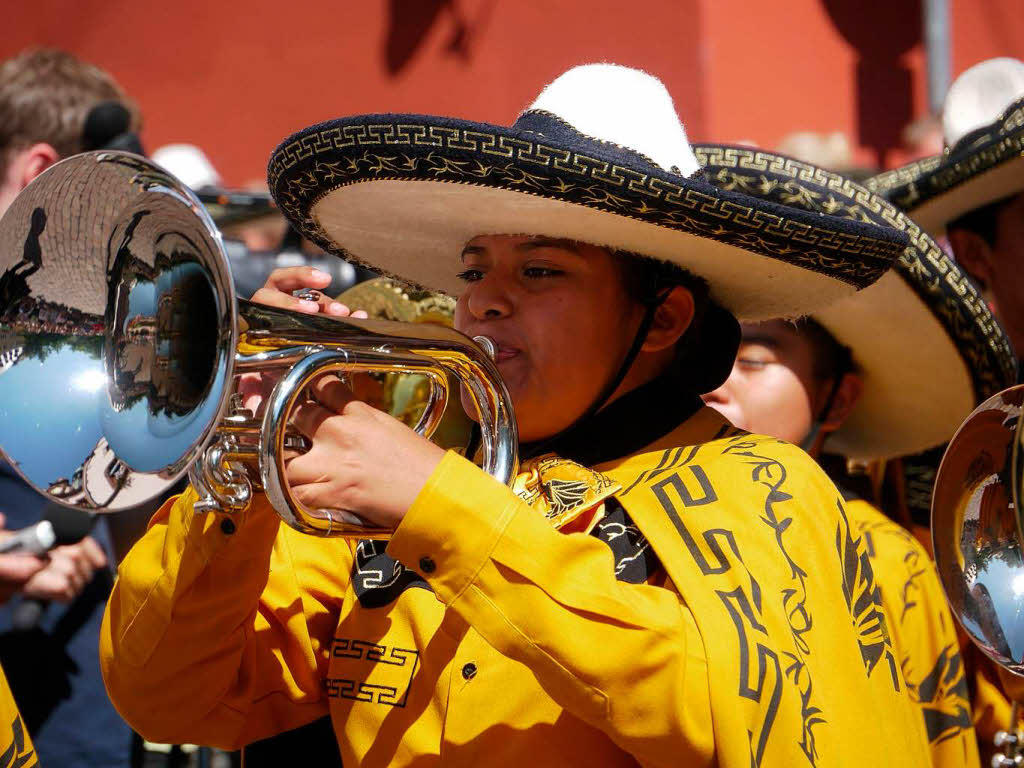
(868, 57), (1024, 234)
(697, 144), (1017, 459)
(527, 64), (701, 177)
(268, 64), (908, 321)
(943, 57), (1024, 146)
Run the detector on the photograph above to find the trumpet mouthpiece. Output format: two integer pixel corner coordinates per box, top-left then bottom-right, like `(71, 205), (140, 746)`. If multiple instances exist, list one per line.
(473, 335), (497, 360)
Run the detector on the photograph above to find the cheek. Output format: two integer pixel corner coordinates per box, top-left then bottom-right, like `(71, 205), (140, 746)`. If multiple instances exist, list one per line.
(739, 369), (815, 443)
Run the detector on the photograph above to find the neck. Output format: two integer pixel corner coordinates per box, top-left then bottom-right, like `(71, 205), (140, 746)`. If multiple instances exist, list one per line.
(603, 347), (675, 409)
(521, 373), (703, 466)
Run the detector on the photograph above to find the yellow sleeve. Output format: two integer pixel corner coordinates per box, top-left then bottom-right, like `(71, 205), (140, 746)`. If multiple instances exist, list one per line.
(387, 451), (713, 766)
(0, 663), (36, 767)
(101, 487), (351, 750)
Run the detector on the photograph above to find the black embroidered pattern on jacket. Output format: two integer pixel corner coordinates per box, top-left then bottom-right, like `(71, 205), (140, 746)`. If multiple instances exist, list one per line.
(353, 498), (661, 609)
(594, 498), (661, 585)
(913, 644), (973, 746)
(352, 540), (432, 609)
(0, 713), (36, 768)
(834, 500), (900, 690)
(640, 439), (783, 768)
(853, 516), (973, 747)
(723, 435), (825, 767)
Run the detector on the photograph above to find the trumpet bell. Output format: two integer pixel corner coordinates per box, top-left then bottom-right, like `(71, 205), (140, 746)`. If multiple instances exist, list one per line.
(0, 151), (518, 535)
(0, 152), (236, 510)
(932, 383), (1024, 673)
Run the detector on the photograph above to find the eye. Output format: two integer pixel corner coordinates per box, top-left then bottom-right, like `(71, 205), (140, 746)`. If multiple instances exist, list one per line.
(736, 358), (769, 371)
(456, 269), (484, 282)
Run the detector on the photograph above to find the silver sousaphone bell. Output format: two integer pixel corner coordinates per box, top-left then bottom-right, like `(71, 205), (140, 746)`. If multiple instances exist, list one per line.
(933, 383), (1024, 765)
(0, 151), (518, 538)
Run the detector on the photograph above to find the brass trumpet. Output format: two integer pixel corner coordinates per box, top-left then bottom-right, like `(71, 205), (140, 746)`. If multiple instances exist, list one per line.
(932, 383), (1024, 764)
(0, 151), (518, 538)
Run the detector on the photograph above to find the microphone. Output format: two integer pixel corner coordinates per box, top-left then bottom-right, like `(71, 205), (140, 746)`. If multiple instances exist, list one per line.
(82, 101), (145, 155)
(0, 506), (93, 555)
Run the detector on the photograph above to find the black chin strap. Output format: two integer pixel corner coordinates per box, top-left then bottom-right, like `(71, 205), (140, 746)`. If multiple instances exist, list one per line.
(521, 297), (664, 460)
(799, 374), (845, 454)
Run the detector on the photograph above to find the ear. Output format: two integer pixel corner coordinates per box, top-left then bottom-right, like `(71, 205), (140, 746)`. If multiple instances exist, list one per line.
(819, 372), (863, 435)
(12, 143), (60, 191)
(948, 228), (994, 290)
(641, 285), (695, 353)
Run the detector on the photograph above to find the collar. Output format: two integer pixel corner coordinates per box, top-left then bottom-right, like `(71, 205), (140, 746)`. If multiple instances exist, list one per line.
(521, 375), (703, 467)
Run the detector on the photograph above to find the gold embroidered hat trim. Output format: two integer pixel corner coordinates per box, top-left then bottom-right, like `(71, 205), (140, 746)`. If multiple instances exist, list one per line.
(866, 95), (1024, 235)
(696, 144), (1016, 459)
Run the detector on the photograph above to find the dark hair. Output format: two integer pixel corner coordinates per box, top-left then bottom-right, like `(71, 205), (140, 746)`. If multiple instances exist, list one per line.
(795, 317), (857, 381)
(0, 48), (138, 177)
(947, 193), (1017, 247)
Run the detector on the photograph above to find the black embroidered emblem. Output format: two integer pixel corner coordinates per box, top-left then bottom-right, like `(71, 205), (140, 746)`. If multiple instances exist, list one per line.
(352, 540), (432, 609)
(327, 639), (420, 708)
(543, 478), (590, 517)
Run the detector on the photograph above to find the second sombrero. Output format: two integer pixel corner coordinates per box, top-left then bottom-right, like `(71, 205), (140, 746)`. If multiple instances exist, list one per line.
(697, 144), (1016, 459)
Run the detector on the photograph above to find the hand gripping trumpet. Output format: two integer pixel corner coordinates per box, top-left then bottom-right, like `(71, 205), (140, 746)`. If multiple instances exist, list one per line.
(0, 152), (518, 538)
(932, 384), (1024, 766)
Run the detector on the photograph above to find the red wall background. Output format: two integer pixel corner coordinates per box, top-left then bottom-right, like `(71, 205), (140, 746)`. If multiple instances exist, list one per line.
(5, 0), (1022, 185)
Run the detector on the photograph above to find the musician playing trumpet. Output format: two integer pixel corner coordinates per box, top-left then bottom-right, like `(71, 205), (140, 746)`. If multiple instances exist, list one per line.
(102, 64), (933, 766)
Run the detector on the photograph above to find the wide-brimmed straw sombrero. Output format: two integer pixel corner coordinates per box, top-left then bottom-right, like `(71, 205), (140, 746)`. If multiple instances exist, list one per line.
(267, 64), (910, 322)
(696, 144), (1017, 459)
(867, 57), (1024, 235)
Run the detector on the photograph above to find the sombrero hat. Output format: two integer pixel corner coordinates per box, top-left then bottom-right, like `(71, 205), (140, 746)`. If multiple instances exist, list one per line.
(267, 63), (910, 322)
(696, 144), (1017, 459)
(152, 143), (278, 227)
(867, 58), (1024, 235)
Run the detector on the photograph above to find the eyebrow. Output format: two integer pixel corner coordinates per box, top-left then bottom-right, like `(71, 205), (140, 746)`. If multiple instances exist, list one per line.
(460, 237), (585, 263)
(738, 333), (783, 348)
(517, 238), (582, 254)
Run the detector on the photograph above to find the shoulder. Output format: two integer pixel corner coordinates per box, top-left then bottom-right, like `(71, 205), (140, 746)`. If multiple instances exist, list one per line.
(605, 407), (839, 507)
(843, 499), (928, 565)
(688, 429), (842, 506)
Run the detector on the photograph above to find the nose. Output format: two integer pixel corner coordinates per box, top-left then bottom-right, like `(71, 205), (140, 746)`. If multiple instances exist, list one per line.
(465, 274), (514, 320)
(702, 383), (731, 407)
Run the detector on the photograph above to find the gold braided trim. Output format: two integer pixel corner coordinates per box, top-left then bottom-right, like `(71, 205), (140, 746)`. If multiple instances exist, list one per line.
(267, 121), (905, 288)
(694, 145), (1016, 399)
(865, 99), (1024, 212)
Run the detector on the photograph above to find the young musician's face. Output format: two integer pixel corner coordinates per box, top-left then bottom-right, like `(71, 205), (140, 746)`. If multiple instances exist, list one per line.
(703, 320), (823, 446)
(453, 235), (646, 443)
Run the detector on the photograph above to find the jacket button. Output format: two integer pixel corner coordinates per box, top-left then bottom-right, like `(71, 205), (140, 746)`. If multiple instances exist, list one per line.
(419, 556), (436, 574)
(220, 517), (237, 535)
(461, 663), (477, 680)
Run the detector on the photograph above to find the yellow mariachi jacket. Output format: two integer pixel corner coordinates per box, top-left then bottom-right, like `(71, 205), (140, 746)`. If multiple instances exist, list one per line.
(846, 500), (979, 768)
(0, 663), (37, 767)
(102, 407), (929, 767)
